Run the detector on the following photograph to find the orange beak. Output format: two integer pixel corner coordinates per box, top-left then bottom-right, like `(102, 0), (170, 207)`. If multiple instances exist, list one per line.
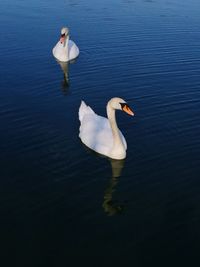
(60, 34), (65, 44)
(122, 104), (134, 116)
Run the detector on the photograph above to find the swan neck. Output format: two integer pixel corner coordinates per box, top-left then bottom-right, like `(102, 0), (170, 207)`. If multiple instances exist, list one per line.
(107, 105), (123, 145)
(63, 36), (69, 49)
(63, 36), (69, 60)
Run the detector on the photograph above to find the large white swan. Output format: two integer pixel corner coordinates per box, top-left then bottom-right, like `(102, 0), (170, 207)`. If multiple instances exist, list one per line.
(52, 27), (79, 62)
(79, 97), (134, 160)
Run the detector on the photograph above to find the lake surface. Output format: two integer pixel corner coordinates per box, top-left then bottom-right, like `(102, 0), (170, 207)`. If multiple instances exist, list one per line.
(1, 0), (200, 266)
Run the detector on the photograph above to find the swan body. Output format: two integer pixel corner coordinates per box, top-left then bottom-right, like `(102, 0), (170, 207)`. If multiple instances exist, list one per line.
(79, 97), (134, 160)
(52, 27), (79, 62)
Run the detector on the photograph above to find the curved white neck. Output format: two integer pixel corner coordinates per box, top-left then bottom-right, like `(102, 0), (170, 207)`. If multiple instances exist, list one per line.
(106, 104), (125, 156)
(63, 36), (69, 59)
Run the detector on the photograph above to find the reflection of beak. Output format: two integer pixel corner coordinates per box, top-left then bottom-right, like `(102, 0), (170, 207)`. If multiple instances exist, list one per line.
(122, 104), (134, 116)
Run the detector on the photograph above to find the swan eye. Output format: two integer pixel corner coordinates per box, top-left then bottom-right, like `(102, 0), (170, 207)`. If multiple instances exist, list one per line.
(120, 103), (126, 109)
(61, 33), (65, 37)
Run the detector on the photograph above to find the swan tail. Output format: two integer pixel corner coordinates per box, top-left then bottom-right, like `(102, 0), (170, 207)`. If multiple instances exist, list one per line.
(79, 100), (95, 121)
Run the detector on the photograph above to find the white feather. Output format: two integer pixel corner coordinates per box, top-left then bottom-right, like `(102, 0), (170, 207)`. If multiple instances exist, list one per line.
(52, 27), (79, 62)
(79, 99), (128, 159)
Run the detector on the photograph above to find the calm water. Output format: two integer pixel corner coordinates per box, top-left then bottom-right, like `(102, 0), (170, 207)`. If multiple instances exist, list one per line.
(1, 0), (200, 266)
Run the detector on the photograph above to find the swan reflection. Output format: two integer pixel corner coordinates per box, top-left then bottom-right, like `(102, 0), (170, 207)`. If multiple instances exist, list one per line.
(103, 159), (125, 216)
(55, 59), (77, 94)
(56, 60), (70, 90)
(81, 144), (126, 216)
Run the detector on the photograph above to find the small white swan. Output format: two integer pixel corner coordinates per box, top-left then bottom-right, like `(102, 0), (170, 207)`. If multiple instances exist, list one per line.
(52, 27), (79, 62)
(79, 97), (134, 160)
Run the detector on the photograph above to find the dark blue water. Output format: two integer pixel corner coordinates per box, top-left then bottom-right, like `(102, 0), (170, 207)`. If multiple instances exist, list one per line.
(1, 0), (200, 266)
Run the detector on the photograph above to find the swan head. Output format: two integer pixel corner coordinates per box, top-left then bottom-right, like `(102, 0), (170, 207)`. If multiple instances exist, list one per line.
(108, 97), (134, 116)
(60, 27), (69, 44)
